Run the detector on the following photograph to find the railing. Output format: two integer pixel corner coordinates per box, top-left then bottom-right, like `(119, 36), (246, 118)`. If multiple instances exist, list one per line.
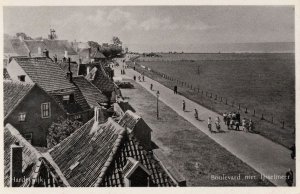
(128, 60), (294, 131)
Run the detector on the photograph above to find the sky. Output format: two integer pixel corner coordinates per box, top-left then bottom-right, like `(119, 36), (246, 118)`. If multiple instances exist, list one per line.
(3, 6), (295, 52)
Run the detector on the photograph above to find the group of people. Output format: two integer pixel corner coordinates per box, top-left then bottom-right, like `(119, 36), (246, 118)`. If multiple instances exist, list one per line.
(207, 116), (223, 133)
(222, 112), (255, 133)
(133, 74), (145, 82)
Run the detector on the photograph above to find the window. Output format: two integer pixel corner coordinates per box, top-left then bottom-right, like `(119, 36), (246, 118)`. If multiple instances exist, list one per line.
(63, 95), (70, 101)
(18, 112), (26, 121)
(23, 133), (33, 144)
(63, 94), (74, 104)
(74, 114), (82, 121)
(41, 102), (51, 118)
(18, 75), (26, 82)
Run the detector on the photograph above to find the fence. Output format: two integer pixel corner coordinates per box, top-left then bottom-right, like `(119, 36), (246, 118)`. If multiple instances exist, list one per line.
(129, 61), (294, 130)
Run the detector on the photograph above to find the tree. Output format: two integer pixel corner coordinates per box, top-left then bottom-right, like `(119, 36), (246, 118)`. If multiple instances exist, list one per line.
(47, 117), (83, 148)
(16, 32), (32, 40)
(88, 41), (101, 48)
(112, 36), (122, 46)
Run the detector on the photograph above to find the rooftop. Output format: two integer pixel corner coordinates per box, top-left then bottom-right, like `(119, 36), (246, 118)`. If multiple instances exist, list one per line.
(3, 80), (35, 117)
(49, 118), (176, 187)
(12, 57), (75, 92)
(73, 76), (109, 108)
(85, 64), (115, 93)
(4, 124), (68, 187)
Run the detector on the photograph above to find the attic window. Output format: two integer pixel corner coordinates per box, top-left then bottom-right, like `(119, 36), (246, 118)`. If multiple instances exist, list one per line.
(23, 133), (33, 144)
(63, 94), (75, 104)
(18, 112), (26, 121)
(18, 75), (26, 82)
(123, 157), (151, 187)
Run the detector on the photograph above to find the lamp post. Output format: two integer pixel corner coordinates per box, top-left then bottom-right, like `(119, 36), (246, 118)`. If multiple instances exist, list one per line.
(156, 91), (160, 119)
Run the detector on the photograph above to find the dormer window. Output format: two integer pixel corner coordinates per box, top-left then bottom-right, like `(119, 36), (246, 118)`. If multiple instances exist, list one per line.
(63, 94), (75, 104)
(18, 75), (26, 82)
(63, 95), (70, 101)
(123, 157), (151, 187)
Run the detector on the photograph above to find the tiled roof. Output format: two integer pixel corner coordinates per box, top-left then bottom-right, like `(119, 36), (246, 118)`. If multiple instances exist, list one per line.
(49, 117), (176, 187)
(13, 57), (75, 92)
(3, 80), (35, 117)
(73, 76), (108, 108)
(42, 40), (77, 55)
(78, 63), (98, 75)
(58, 61), (80, 76)
(97, 132), (176, 187)
(49, 118), (126, 187)
(12, 57), (91, 114)
(10, 39), (30, 56)
(50, 87), (91, 114)
(78, 48), (90, 59)
(24, 40), (47, 56)
(86, 64), (115, 93)
(4, 124), (67, 187)
(118, 110), (141, 131)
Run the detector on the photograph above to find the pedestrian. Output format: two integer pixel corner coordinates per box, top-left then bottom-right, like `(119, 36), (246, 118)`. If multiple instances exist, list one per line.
(150, 84), (153, 91)
(242, 118), (247, 132)
(290, 144), (295, 159)
(235, 121), (240, 131)
(133, 66), (136, 70)
(182, 100), (186, 111)
(208, 117), (212, 133)
(215, 117), (221, 132)
(174, 85), (178, 94)
(236, 112), (241, 123)
(142, 75), (145, 82)
(226, 116), (231, 130)
(286, 169), (294, 186)
(223, 112), (227, 123)
(138, 76), (141, 82)
(194, 109), (198, 120)
(133, 75), (136, 81)
(230, 119), (234, 130)
(249, 119), (254, 133)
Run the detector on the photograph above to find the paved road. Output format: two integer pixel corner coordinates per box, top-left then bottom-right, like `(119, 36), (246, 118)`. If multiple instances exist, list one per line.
(113, 64), (295, 186)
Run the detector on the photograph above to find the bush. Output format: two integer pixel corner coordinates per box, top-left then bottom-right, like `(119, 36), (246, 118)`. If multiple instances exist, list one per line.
(47, 117), (83, 148)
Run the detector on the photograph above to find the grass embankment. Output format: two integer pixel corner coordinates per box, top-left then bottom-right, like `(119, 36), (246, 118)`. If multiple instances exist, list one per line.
(120, 80), (273, 186)
(129, 56), (295, 149)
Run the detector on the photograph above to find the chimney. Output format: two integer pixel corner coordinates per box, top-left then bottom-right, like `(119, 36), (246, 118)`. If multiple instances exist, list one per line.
(43, 49), (49, 58)
(53, 55), (58, 63)
(10, 143), (23, 187)
(79, 58), (82, 65)
(87, 66), (90, 75)
(38, 47), (42, 55)
(66, 58), (73, 83)
(64, 50), (68, 58)
(94, 106), (107, 124)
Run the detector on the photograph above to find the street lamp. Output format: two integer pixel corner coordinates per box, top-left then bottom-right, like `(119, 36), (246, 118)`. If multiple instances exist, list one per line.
(156, 91), (160, 119)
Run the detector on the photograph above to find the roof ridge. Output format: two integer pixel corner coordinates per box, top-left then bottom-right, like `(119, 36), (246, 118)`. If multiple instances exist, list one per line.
(5, 123), (42, 158)
(48, 118), (95, 152)
(41, 152), (71, 186)
(94, 120), (126, 186)
(3, 79), (35, 85)
(4, 82), (36, 119)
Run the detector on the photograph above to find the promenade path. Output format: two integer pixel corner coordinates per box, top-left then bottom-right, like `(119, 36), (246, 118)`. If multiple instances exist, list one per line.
(113, 64), (295, 186)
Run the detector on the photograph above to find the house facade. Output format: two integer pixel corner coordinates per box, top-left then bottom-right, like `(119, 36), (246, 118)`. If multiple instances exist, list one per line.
(4, 80), (66, 147)
(6, 57), (92, 123)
